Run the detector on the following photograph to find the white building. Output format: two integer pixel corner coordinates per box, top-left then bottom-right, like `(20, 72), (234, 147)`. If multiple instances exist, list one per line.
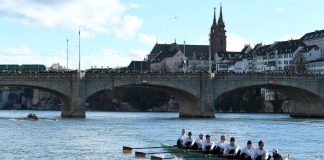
(32, 89), (51, 105)
(306, 58), (324, 74)
(301, 29), (324, 58)
(244, 40), (322, 73)
(261, 88), (275, 101)
(150, 43), (187, 72)
(147, 42), (242, 73)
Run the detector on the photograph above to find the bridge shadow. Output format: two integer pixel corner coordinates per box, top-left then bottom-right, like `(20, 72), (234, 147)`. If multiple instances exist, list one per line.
(85, 84), (199, 117)
(215, 84), (322, 117)
(0, 85), (69, 117)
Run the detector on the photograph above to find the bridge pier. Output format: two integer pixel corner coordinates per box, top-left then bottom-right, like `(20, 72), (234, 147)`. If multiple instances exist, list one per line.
(179, 73), (215, 118)
(290, 97), (324, 118)
(61, 73), (86, 118)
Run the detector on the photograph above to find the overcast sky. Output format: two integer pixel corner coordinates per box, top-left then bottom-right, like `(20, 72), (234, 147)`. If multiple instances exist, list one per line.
(0, 0), (323, 69)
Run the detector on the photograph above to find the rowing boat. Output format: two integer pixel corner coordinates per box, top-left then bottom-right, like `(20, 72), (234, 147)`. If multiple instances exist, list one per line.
(160, 144), (224, 160)
(160, 144), (289, 160)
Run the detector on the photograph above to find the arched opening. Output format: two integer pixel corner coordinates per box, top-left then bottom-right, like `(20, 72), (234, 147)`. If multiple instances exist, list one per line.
(0, 85), (68, 117)
(86, 88), (174, 112)
(214, 84), (321, 117)
(85, 84), (200, 117)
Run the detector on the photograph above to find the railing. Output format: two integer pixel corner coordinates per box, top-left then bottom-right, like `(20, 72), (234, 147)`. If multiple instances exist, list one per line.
(213, 72), (324, 80)
(1, 71), (324, 81)
(0, 72), (76, 80)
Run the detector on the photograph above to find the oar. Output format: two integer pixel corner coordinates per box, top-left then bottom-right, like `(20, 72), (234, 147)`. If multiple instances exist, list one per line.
(151, 154), (211, 160)
(122, 146), (174, 153)
(150, 155), (175, 160)
(135, 151), (180, 157)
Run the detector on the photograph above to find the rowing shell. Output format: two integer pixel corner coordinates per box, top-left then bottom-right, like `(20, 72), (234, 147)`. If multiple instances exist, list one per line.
(160, 144), (225, 160)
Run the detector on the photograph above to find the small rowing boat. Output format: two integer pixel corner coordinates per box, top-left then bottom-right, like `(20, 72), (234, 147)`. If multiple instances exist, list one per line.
(26, 113), (38, 121)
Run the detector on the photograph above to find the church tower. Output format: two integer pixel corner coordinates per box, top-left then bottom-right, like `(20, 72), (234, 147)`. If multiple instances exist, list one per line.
(209, 7), (218, 54)
(209, 5), (227, 53)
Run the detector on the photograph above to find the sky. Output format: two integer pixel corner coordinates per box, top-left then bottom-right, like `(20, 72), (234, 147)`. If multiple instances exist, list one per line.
(0, 0), (323, 69)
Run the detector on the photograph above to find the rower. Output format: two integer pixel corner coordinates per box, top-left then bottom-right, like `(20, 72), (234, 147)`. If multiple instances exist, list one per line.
(177, 128), (187, 147)
(214, 135), (228, 154)
(202, 135), (215, 153)
(183, 132), (195, 149)
(194, 133), (205, 150)
(240, 140), (254, 160)
(251, 140), (269, 160)
(270, 148), (283, 160)
(223, 137), (240, 159)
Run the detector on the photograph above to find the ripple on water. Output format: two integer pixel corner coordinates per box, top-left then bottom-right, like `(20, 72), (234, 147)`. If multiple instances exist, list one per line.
(1, 111), (324, 160)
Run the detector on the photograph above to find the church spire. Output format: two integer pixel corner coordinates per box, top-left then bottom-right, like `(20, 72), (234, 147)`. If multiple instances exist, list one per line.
(212, 7), (217, 28)
(218, 4), (225, 28)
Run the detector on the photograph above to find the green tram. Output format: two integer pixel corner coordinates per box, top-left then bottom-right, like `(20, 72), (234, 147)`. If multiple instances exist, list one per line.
(0, 64), (47, 73)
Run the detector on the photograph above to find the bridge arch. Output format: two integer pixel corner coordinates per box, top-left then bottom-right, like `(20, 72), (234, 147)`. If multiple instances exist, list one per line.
(213, 79), (324, 117)
(85, 83), (204, 117)
(0, 84), (71, 117)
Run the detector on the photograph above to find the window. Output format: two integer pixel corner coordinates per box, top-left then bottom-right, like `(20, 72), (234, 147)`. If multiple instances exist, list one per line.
(278, 61), (282, 64)
(278, 66), (282, 70)
(284, 54), (288, 58)
(284, 61), (288, 64)
(279, 55), (282, 58)
(289, 60), (293, 64)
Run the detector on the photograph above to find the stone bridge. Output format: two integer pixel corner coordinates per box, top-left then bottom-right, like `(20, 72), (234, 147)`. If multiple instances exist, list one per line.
(1, 72), (324, 118)
(213, 74), (324, 118)
(0, 73), (214, 118)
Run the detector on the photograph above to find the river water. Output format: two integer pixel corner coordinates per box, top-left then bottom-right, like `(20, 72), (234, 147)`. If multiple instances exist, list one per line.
(0, 110), (323, 160)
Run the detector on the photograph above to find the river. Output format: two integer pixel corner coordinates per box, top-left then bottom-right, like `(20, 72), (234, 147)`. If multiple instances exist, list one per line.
(0, 110), (323, 160)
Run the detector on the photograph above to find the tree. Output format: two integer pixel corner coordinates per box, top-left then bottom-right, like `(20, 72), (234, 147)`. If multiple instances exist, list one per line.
(192, 52), (197, 72)
(160, 60), (169, 72)
(293, 52), (307, 74)
(49, 63), (64, 71)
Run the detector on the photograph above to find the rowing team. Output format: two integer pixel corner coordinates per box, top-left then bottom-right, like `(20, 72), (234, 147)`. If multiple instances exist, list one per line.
(177, 129), (286, 160)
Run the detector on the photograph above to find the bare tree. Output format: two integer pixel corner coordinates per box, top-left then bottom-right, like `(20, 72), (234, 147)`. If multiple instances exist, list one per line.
(160, 60), (168, 72)
(49, 63), (64, 72)
(293, 52), (307, 74)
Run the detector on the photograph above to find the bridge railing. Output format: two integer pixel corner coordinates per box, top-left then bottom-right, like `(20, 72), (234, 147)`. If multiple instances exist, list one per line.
(84, 72), (206, 79)
(0, 72), (77, 80)
(213, 72), (324, 80)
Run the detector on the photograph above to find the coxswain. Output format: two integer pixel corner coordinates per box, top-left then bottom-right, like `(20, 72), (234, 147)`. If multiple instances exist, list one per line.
(214, 135), (228, 154)
(251, 140), (269, 160)
(177, 128), (187, 147)
(270, 148), (283, 160)
(240, 140), (254, 160)
(194, 133), (205, 150)
(223, 137), (240, 159)
(183, 132), (195, 149)
(202, 135), (215, 153)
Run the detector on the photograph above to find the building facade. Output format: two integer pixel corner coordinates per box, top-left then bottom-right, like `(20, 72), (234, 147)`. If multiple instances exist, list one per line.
(306, 58), (324, 74)
(301, 29), (324, 57)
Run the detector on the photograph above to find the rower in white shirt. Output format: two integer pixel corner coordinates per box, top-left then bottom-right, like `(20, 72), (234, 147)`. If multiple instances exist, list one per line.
(194, 133), (205, 150)
(223, 137), (240, 159)
(240, 140), (254, 160)
(251, 140), (269, 160)
(177, 128), (187, 147)
(183, 132), (195, 149)
(214, 135), (228, 154)
(202, 135), (215, 152)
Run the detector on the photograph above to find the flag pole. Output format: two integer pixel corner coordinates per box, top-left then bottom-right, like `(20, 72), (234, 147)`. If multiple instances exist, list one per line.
(67, 38), (69, 70)
(78, 28), (81, 73)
